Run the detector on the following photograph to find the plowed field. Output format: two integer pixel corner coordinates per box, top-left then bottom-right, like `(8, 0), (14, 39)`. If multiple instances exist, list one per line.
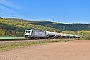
(0, 40), (90, 60)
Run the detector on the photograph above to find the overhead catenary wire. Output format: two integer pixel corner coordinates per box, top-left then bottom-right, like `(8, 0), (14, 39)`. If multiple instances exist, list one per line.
(0, 4), (25, 19)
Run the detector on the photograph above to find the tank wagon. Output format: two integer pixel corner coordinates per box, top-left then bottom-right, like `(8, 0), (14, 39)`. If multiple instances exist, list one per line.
(46, 31), (56, 38)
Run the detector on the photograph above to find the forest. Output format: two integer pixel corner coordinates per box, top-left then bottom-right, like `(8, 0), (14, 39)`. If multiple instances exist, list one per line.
(0, 18), (57, 36)
(30, 21), (90, 31)
(0, 17), (90, 38)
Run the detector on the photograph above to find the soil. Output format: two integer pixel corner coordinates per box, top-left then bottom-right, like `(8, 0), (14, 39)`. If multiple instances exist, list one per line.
(0, 40), (90, 60)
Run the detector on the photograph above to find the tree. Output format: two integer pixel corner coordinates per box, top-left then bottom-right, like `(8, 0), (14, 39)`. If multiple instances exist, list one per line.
(0, 29), (5, 36)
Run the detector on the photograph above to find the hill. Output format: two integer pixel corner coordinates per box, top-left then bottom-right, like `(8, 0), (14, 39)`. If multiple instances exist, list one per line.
(0, 18), (58, 36)
(0, 17), (90, 37)
(30, 21), (90, 31)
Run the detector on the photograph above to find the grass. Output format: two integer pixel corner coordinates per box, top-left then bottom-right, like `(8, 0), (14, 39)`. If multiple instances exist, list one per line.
(0, 39), (70, 51)
(0, 36), (25, 40)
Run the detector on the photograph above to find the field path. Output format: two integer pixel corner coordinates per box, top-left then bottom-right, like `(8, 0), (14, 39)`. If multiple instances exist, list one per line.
(0, 40), (90, 60)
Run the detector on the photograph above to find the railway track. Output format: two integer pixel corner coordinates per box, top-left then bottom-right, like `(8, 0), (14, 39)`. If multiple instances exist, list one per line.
(0, 38), (75, 45)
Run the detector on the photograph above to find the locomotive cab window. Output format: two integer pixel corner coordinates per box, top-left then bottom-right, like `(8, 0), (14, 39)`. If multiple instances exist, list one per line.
(26, 31), (30, 33)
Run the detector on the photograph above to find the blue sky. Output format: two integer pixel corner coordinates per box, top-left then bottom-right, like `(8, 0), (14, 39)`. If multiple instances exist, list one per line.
(0, 0), (90, 23)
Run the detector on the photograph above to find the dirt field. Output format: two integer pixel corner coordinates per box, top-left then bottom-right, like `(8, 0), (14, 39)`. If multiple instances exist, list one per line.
(0, 40), (90, 60)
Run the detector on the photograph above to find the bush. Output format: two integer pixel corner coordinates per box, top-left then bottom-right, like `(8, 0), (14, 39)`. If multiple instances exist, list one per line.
(85, 33), (90, 40)
(86, 34), (90, 40)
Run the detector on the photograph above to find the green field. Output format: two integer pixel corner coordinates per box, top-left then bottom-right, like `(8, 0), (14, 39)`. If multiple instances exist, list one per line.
(0, 36), (25, 40)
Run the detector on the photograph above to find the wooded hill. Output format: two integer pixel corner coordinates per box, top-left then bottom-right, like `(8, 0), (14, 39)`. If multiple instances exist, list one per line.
(30, 21), (90, 31)
(0, 17), (90, 36)
(0, 18), (57, 36)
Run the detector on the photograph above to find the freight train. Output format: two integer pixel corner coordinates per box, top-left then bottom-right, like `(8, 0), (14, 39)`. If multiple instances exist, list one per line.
(24, 29), (81, 39)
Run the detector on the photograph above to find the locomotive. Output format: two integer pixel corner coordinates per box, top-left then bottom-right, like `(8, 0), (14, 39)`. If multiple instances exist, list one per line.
(25, 29), (46, 39)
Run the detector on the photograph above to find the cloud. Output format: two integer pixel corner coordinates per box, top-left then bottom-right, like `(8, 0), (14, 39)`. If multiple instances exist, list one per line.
(0, 0), (22, 10)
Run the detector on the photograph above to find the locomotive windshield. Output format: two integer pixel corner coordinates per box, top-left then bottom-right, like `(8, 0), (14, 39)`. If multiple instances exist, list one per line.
(25, 30), (31, 33)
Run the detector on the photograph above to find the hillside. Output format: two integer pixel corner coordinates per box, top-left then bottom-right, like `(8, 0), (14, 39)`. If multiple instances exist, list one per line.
(30, 21), (90, 31)
(0, 18), (58, 36)
(0, 17), (90, 37)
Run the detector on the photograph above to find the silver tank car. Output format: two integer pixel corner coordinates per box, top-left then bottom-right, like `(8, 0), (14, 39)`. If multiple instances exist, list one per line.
(45, 31), (56, 38)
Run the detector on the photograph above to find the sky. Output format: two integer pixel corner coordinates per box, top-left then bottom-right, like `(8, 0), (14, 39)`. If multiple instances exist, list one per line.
(0, 0), (90, 24)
